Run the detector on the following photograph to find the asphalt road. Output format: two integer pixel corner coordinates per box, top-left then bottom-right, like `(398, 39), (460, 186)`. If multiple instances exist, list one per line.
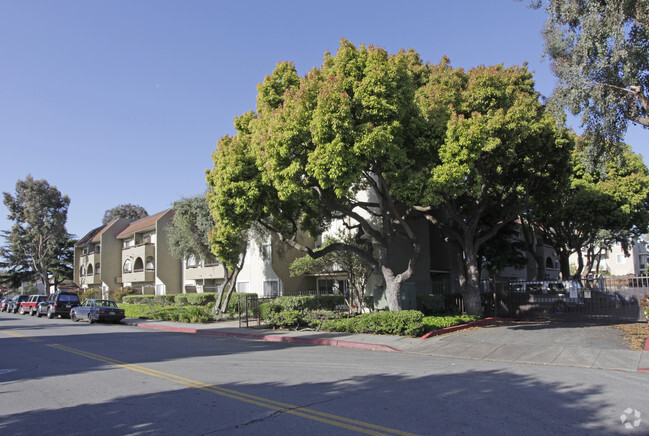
(1, 313), (648, 435)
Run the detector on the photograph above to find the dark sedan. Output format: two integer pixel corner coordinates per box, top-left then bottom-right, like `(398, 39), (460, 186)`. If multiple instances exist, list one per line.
(70, 299), (125, 324)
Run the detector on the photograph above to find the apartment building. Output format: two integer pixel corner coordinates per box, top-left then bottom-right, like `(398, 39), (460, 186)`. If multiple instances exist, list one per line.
(74, 218), (133, 297)
(116, 209), (181, 295)
(598, 237), (649, 277)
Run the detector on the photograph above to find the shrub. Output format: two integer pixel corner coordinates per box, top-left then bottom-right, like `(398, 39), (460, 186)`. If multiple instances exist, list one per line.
(123, 295), (175, 305)
(416, 294), (445, 314)
(421, 314), (480, 331)
(175, 294), (189, 306)
(110, 287), (135, 303)
(122, 303), (213, 323)
(322, 310), (425, 337)
(641, 294), (649, 321)
(264, 310), (303, 329)
(185, 292), (218, 306)
(266, 295), (345, 312)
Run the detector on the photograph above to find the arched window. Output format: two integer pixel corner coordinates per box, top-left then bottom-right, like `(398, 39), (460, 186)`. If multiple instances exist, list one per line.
(95, 263), (101, 275)
(546, 257), (554, 269)
(87, 264), (93, 276)
(145, 257), (154, 271)
(123, 259), (132, 274)
(134, 257), (144, 272)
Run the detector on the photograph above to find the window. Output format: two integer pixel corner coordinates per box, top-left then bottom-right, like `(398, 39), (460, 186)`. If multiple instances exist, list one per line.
(145, 257), (154, 271)
(95, 245), (101, 254)
(617, 254), (626, 264)
(545, 257), (554, 270)
(237, 282), (249, 293)
(187, 255), (197, 268)
(87, 264), (93, 276)
(80, 266), (85, 277)
(155, 284), (165, 295)
(123, 259), (132, 273)
(134, 257), (144, 272)
(263, 280), (279, 297)
(95, 263), (100, 275)
(261, 243), (272, 262)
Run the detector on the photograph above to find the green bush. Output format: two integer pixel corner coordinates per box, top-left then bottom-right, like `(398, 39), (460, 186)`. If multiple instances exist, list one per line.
(175, 294), (189, 306)
(421, 314), (480, 331)
(122, 303), (213, 323)
(123, 295), (175, 305)
(267, 295), (345, 312)
(110, 288), (135, 303)
(184, 292), (218, 306)
(264, 310), (303, 329)
(416, 294), (445, 314)
(322, 310), (425, 336)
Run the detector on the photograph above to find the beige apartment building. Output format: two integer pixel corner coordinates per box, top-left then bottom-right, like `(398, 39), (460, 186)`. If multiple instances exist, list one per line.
(74, 218), (133, 297)
(116, 209), (182, 295)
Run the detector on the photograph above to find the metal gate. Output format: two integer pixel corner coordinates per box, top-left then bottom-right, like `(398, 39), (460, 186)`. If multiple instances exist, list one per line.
(486, 277), (647, 322)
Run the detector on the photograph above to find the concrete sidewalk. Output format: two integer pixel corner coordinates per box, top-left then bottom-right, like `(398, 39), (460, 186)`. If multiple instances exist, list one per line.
(122, 318), (649, 373)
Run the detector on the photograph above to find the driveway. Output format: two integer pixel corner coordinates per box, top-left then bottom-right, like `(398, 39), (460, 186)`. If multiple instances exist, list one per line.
(405, 320), (649, 372)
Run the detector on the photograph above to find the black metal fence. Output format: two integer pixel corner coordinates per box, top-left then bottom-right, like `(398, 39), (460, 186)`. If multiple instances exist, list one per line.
(482, 277), (647, 322)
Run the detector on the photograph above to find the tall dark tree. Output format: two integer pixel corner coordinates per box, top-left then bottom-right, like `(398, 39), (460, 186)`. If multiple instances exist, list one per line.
(102, 204), (148, 225)
(3, 176), (71, 291)
(534, 0), (649, 152)
(530, 137), (649, 279)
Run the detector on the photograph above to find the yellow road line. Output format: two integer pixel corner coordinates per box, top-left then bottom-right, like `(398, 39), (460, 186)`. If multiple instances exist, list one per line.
(0, 330), (43, 342)
(0, 328), (416, 435)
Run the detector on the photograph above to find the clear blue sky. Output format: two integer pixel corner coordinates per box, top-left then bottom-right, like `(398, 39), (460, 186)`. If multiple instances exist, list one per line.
(1, 0), (647, 240)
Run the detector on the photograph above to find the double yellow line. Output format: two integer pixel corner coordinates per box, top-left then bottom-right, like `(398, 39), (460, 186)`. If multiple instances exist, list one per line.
(2, 330), (416, 435)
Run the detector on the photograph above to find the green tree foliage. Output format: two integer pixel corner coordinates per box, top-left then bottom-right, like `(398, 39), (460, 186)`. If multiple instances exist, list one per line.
(102, 203), (148, 225)
(531, 137), (649, 278)
(207, 41), (425, 311)
(49, 237), (75, 292)
(413, 63), (572, 314)
(207, 40), (571, 315)
(167, 195), (217, 263)
(535, 0), (649, 149)
(289, 233), (374, 311)
(2, 176), (71, 290)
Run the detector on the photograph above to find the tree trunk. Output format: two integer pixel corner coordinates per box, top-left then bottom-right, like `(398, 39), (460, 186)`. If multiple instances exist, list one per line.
(382, 268), (403, 311)
(559, 251), (571, 279)
(462, 247), (483, 316)
(220, 265), (242, 313)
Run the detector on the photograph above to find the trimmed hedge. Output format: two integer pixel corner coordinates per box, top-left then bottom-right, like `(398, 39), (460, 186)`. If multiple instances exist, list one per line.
(122, 303), (213, 323)
(260, 295), (345, 312)
(122, 292), (258, 314)
(322, 311), (425, 337)
(416, 294), (445, 314)
(421, 314), (480, 331)
(123, 295), (175, 305)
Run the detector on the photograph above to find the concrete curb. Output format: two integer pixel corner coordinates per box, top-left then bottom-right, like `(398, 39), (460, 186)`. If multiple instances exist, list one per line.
(133, 322), (402, 353)
(420, 317), (512, 339)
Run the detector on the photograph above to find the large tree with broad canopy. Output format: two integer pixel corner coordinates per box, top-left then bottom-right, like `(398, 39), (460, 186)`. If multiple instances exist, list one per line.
(207, 40), (571, 314)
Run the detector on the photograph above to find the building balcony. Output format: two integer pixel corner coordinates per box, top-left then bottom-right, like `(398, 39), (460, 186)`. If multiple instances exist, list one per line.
(184, 264), (226, 281)
(121, 270), (155, 283)
(122, 242), (155, 258)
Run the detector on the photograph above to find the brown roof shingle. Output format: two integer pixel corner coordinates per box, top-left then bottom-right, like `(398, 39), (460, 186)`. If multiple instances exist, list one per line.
(116, 209), (171, 239)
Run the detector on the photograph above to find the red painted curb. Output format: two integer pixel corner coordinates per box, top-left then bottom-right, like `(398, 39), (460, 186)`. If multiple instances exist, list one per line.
(134, 323), (401, 352)
(645, 335), (649, 352)
(420, 317), (512, 339)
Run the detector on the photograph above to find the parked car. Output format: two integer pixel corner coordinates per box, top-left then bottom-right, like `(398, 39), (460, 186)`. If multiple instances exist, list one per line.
(19, 295), (48, 315)
(38, 291), (81, 319)
(0, 298), (9, 312)
(7, 295), (30, 313)
(70, 299), (125, 324)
